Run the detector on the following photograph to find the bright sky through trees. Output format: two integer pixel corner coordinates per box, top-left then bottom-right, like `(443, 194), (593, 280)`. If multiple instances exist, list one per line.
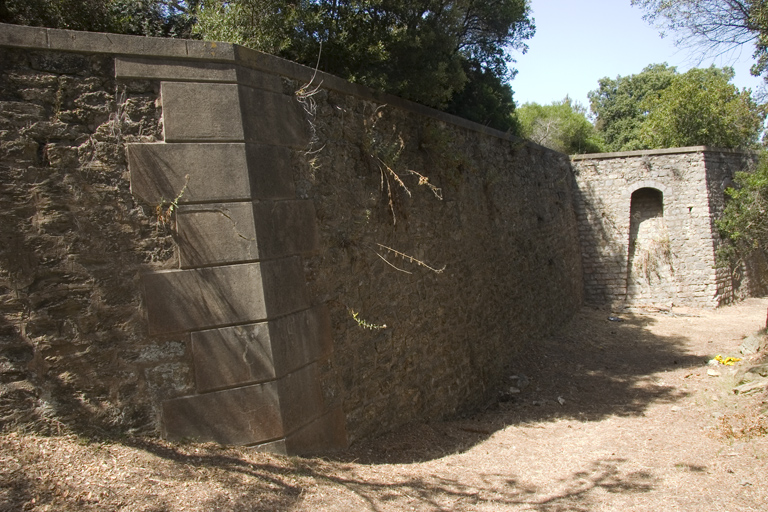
(512, 0), (765, 108)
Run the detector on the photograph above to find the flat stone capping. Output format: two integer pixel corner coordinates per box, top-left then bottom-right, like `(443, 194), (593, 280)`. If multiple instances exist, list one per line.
(0, 22), (540, 147)
(115, 56), (283, 92)
(571, 146), (752, 161)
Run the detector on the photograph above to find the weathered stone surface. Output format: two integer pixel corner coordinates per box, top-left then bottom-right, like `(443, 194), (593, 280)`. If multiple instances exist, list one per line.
(0, 46), (183, 436)
(193, 306), (331, 393)
(2, 28), (592, 452)
(47, 27), (189, 57)
(142, 263), (267, 335)
(251, 406), (348, 456)
(284, 406), (348, 454)
(239, 85), (309, 148)
(191, 323), (275, 393)
(127, 143), (250, 204)
(0, 22), (49, 49)
(190, 306), (331, 393)
(246, 144), (297, 199)
(277, 363), (324, 434)
(142, 259), (309, 335)
(572, 149), (762, 307)
(162, 383), (283, 444)
(176, 202), (259, 268)
(270, 306), (332, 376)
(116, 57), (238, 82)
(253, 200), (320, 258)
(260, 257), (310, 319)
(175, 200), (318, 267)
(114, 57), (284, 92)
(161, 82), (244, 142)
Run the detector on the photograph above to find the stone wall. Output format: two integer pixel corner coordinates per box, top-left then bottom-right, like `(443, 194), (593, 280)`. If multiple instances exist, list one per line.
(0, 45), (184, 435)
(0, 24), (584, 452)
(572, 147), (764, 308)
(298, 91), (583, 444)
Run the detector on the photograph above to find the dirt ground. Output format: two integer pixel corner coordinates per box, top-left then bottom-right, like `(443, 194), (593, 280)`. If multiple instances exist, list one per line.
(2, 299), (767, 512)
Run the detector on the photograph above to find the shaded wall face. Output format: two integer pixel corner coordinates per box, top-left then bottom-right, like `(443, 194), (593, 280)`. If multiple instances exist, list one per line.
(297, 93), (584, 443)
(573, 151), (731, 308)
(0, 36), (584, 446)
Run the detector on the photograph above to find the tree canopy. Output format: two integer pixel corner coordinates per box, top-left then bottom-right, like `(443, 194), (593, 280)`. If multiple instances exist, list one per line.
(588, 63), (678, 152)
(0, 0), (198, 37)
(589, 64), (763, 151)
(0, 0), (534, 132)
(640, 66), (764, 148)
(631, 0), (768, 80)
(516, 97), (605, 155)
(193, 0), (535, 131)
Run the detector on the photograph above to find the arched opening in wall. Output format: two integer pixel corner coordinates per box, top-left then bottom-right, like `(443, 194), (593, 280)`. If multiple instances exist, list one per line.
(626, 187), (675, 303)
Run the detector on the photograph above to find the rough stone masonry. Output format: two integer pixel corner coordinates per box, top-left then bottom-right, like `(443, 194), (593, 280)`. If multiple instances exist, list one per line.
(572, 148), (767, 308)
(0, 23), (761, 454)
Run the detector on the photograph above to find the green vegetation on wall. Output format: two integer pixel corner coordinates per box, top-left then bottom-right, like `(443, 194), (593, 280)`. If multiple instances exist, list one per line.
(718, 152), (768, 269)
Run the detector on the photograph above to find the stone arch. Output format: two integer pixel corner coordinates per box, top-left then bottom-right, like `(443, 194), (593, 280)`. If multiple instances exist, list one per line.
(626, 187), (675, 303)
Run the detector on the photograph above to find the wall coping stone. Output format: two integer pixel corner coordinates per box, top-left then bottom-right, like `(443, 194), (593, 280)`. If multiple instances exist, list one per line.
(571, 146), (753, 161)
(0, 22), (554, 151)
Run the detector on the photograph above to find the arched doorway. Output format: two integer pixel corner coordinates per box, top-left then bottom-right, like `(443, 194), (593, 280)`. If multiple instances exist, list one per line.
(626, 188), (675, 303)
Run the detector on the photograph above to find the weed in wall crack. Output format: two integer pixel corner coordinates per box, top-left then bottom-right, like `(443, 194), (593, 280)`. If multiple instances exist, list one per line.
(374, 243), (446, 274)
(155, 174), (189, 228)
(295, 43), (324, 153)
(348, 308), (387, 330)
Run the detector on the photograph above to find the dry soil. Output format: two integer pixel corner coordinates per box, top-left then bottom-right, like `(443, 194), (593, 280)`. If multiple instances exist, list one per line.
(2, 299), (767, 511)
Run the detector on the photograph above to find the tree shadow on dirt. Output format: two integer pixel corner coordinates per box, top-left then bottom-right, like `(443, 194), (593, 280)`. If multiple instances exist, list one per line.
(334, 307), (705, 464)
(88, 437), (657, 512)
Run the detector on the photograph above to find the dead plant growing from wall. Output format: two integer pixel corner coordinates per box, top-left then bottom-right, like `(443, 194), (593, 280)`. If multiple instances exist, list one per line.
(363, 107), (443, 225)
(632, 225), (674, 283)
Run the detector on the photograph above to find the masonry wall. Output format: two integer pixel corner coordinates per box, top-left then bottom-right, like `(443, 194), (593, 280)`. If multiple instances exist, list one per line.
(572, 147), (762, 308)
(0, 24), (583, 450)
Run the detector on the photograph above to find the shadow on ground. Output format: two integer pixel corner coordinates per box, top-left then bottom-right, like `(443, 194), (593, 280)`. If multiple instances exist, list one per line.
(112, 438), (657, 512)
(0, 306), (710, 511)
(333, 307), (702, 464)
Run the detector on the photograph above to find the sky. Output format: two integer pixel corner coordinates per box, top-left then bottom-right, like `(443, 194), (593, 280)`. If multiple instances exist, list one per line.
(511, 0), (765, 110)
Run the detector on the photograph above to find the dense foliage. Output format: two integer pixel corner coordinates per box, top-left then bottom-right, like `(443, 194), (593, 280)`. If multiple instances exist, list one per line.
(717, 152), (768, 274)
(516, 97), (605, 154)
(0, 0), (534, 131)
(588, 63), (678, 152)
(0, 0), (198, 37)
(640, 66), (764, 148)
(193, 0), (535, 131)
(590, 64), (763, 151)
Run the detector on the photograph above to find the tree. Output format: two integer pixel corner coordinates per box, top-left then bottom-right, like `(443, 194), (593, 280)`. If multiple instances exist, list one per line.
(717, 151), (768, 329)
(589, 64), (762, 151)
(631, 0), (768, 80)
(640, 66), (764, 148)
(0, 0), (198, 38)
(516, 97), (605, 154)
(588, 63), (678, 152)
(192, 1), (535, 131)
(719, 154), (768, 259)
